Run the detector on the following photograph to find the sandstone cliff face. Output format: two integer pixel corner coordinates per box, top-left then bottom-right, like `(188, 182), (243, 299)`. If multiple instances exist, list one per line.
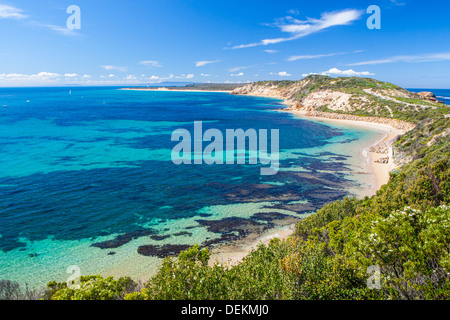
(230, 79), (311, 103)
(230, 77), (427, 131)
(298, 90), (363, 112)
(230, 77), (428, 115)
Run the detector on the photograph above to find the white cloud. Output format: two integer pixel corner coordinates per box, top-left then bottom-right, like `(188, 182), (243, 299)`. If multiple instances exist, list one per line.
(0, 70), (191, 86)
(230, 72), (244, 77)
(0, 71), (62, 85)
(0, 4), (27, 19)
(102, 65), (127, 72)
(0, 5), (78, 37)
(229, 65), (256, 72)
(224, 80), (250, 84)
(195, 60), (220, 67)
(348, 52), (450, 66)
(230, 9), (363, 49)
(288, 52), (341, 62)
(174, 74), (195, 79)
(390, 0), (405, 6)
(201, 73), (210, 77)
(288, 50), (364, 62)
(140, 60), (162, 67)
(148, 74), (174, 82)
(302, 68), (374, 77)
(0, 72), (60, 79)
(42, 24), (78, 36)
(278, 71), (292, 76)
(287, 9), (300, 15)
(263, 49), (278, 54)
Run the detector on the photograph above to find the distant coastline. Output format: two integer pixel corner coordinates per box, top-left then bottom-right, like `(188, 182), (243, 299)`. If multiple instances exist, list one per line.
(120, 87), (232, 93)
(120, 83), (244, 93)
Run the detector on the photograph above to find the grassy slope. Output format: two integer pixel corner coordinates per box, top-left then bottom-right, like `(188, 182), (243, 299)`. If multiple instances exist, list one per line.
(255, 75), (448, 122)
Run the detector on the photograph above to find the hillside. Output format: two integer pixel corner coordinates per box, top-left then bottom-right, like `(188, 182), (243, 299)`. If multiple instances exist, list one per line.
(232, 76), (450, 166)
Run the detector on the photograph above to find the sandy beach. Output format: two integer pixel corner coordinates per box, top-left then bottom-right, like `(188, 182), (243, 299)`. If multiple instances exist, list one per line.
(286, 109), (406, 195)
(209, 224), (296, 267)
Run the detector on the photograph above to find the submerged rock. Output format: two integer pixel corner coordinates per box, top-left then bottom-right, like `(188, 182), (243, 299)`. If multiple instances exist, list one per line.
(91, 229), (155, 249)
(137, 244), (191, 258)
(173, 231), (193, 237)
(196, 217), (269, 238)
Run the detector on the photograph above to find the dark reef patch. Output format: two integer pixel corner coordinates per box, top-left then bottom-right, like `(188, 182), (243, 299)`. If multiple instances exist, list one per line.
(173, 231), (193, 237)
(308, 161), (351, 171)
(137, 244), (192, 258)
(251, 212), (293, 222)
(270, 201), (316, 214)
(202, 233), (241, 247)
(91, 228), (155, 249)
(196, 217), (269, 238)
(150, 235), (171, 241)
(251, 212), (301, 228)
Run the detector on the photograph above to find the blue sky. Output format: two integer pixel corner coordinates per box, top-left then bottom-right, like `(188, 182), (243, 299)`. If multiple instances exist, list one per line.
(0, 0), (449, 88)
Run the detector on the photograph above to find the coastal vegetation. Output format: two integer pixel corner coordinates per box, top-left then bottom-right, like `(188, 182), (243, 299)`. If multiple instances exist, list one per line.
(2, 76), (449, 300)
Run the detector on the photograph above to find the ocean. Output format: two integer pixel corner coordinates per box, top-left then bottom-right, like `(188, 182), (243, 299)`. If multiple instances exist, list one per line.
(1, 86), (446, 288)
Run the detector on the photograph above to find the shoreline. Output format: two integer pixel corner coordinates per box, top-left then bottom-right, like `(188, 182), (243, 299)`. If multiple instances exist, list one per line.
(209, 224), (297, 267)
(120, 88), (232, 93)
(284, 109), (406, 195)
(208, 95), (410, 267)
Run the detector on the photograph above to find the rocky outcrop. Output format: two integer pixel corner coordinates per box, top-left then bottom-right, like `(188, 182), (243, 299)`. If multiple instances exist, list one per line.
(375, 157), (389, 164)
(370, 142), (390, 154)
(417, 91), (443, 103)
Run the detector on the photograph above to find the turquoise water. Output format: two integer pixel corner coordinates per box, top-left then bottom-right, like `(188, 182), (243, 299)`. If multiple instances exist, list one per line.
(0, 87), (381, 287)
